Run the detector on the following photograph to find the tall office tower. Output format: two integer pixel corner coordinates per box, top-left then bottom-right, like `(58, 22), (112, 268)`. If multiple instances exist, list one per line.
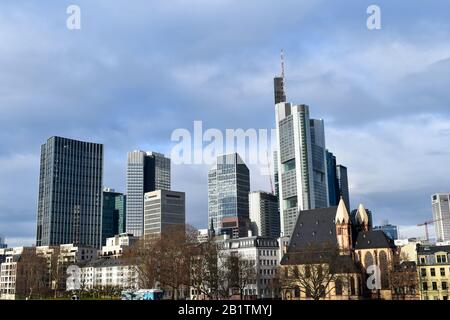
(309, 119), (329, 208)
(208, 153), (250, 238)
(116, 194), (126, 234)
(101, 188), (126, 245)
(143, 190), (185, 238)
(249, 191), (280, 238)
(326, 150), (340, 206)
(432, 193), (450, 242)
(126, 151), (170, 237)
(36, 136), (103, 248)
(276, 101), (331, 237)
(336, 165), (350, 210)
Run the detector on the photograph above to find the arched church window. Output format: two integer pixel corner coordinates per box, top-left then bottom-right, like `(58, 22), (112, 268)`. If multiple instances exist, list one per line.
(364, 251), (374, 268)
(379, 250), (389, 289)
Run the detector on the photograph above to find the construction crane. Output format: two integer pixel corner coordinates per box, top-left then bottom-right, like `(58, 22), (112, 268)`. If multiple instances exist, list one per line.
(417, 216), (450, 241)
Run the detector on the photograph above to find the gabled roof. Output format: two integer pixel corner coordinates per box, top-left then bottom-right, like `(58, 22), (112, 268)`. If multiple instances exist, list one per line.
(354, 230), (396, 250)
(355, 204), (369, 225)
(287, 206), (339, 251)
(335, 198), (350, 224)
(417, 245), (450, 255)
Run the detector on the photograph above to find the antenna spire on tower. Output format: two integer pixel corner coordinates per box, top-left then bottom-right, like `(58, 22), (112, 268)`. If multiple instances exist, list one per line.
(281, 49), (285, 79)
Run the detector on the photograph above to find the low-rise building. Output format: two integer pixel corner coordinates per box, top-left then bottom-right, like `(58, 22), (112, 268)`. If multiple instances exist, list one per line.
(0, 247), (27, 300)
(77, 259), (138, 291)
(417, 244), (450, 300)
(99, 233), (139, 259)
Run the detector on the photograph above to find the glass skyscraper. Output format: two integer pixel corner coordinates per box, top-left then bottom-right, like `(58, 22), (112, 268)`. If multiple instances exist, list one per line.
(275, 102), (330, 237)
(326, 150), (340, 206)
(126, 151), (170, 237)
(36, 136), (103, 248)
(102, 188), (126, 245)
(336, 165), (350, 210)
(208, 153), (250, 237)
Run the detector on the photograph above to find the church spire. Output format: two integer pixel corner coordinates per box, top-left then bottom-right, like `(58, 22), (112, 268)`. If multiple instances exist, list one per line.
(355, 203), (369, 231)
(335, 197), (350, 224)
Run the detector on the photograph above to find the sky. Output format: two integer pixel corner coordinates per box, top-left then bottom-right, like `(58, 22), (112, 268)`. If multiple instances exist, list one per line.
(1, 0), (450, 247)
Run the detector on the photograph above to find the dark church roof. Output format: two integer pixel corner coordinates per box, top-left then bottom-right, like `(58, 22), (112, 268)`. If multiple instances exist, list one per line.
(354, 230), (396, 250)
(281, 206), (341, 266)
(287, 206), (339, 250)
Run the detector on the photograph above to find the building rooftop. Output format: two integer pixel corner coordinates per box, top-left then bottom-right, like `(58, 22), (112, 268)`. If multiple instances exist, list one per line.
(354, 230), (396, 250)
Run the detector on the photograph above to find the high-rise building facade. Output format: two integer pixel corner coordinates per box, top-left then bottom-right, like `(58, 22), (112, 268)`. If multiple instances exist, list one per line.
(125, 151), (170, 237)
(432, 193), (450, 242)
(336, 165), (350, 210)
(143, 190), (185, 237)
(116, 194), (126, 234)
(326, 150), (340, 206)
(101, 188), (126, 245)
(36, 136), (103, 248)
(249, 191), (280, 238)
(275, 102), (330, 237)
(208, 153), (250, 237)
(309, 119), (329, 208)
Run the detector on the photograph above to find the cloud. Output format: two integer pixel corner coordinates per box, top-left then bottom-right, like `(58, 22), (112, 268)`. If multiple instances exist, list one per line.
(1, 1), (450, 243)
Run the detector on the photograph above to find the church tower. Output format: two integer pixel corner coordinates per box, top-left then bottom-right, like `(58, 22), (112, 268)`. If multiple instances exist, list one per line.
(355, 203), (370, 232)
(335, 197), (352, 254)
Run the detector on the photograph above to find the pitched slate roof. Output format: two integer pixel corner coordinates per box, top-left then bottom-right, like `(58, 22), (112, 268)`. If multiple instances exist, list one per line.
(288, 206), (339, 250)
(281, 206), (344, 266)
(417, 245), (450, 255)
(354, 230), (395, 250)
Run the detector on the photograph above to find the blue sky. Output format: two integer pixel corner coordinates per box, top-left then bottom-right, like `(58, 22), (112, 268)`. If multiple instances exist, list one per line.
(1, 1), (450, 246)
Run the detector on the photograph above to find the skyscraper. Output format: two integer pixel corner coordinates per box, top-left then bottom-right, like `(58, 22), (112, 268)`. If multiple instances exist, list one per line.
(143, 190), (185, 237)
(249, 191), (280, 238)
(336, 165), (350, 210)
(275, 102), (331, 237)
(309, 119), (329, 208)
(126, 151), (170, 237)
(208, 153), (250, 237)
(116, 194), (126, 234)
(326, 150), (340, 206)
(432, 193), (450, 242)
(273, 53), (332, 237)
(36, 136), (103, 248)
(101, 188), (125, 245)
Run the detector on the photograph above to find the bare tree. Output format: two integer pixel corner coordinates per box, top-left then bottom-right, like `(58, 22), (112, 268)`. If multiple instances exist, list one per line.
(228, 253), (257, 300)
(389, 254), (419, 300)
(280, 242), (355, 300)
(158, 225), (193, 299)
(190, 239), (220, 300)
(15, 249), (51, 299)
(123, 236), (161, 289)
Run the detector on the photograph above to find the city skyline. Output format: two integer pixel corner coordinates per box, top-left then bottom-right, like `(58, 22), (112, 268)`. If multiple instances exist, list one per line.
(2, 1), (450, 246)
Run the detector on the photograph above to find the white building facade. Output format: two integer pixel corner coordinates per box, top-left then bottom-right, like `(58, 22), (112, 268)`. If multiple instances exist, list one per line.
(432, 193), (450, 242)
